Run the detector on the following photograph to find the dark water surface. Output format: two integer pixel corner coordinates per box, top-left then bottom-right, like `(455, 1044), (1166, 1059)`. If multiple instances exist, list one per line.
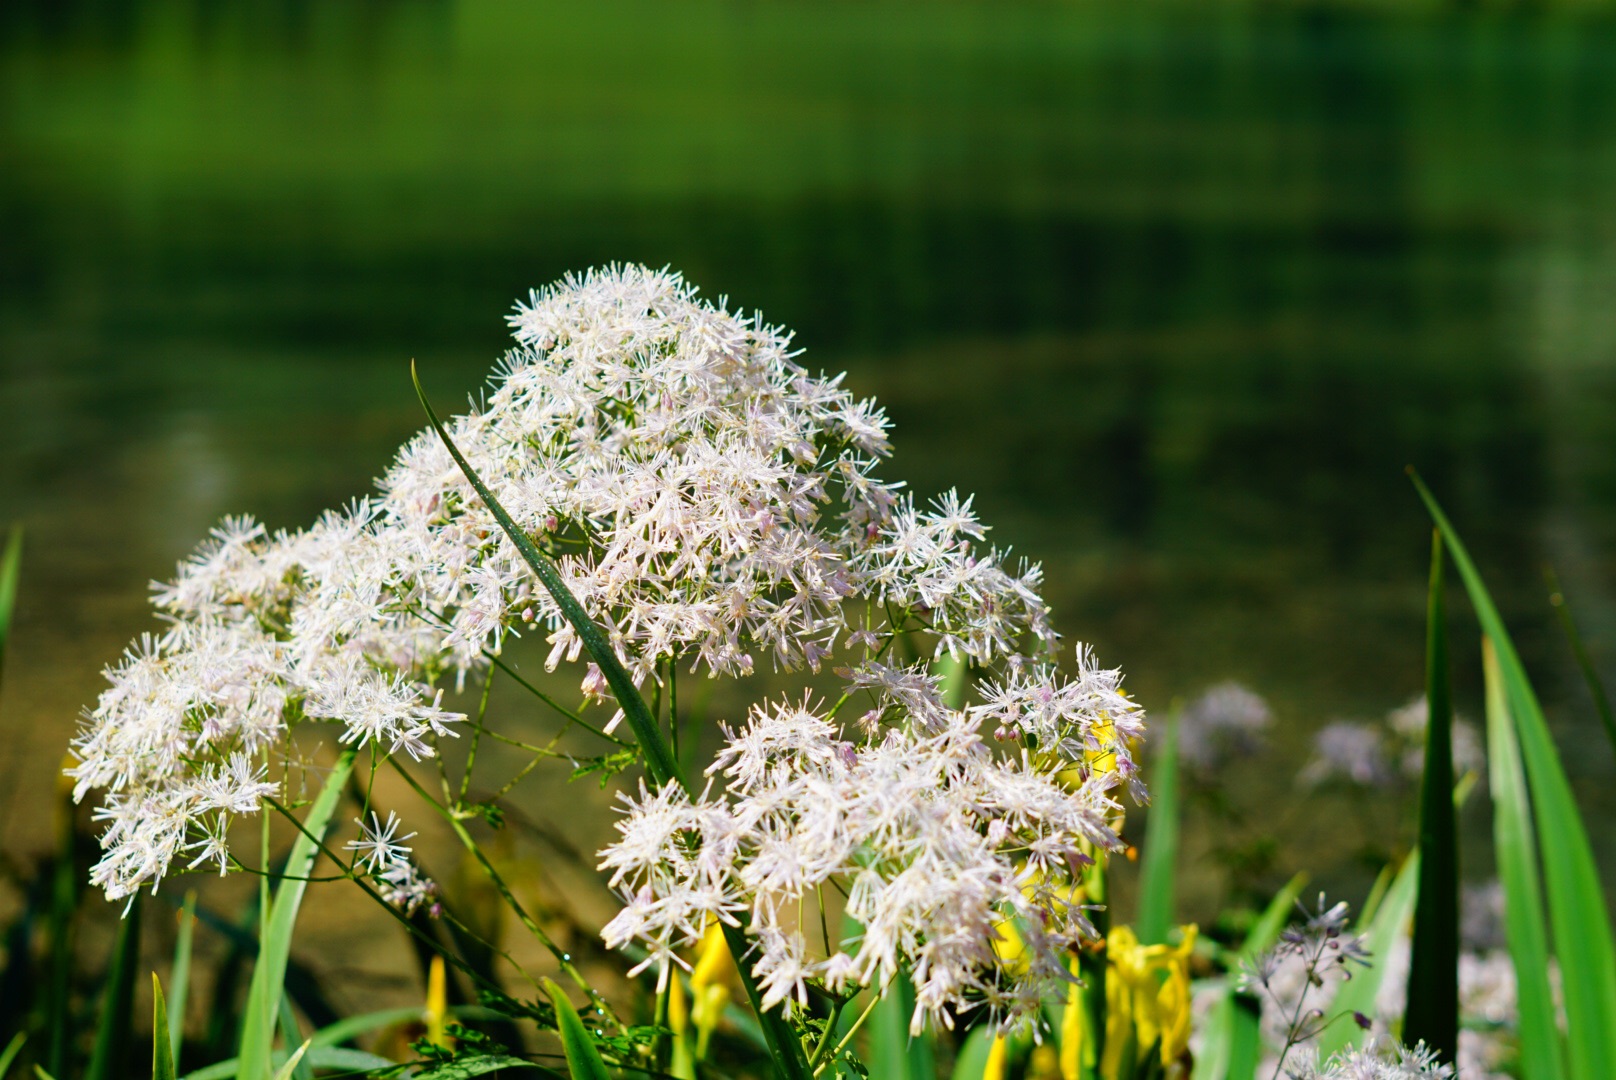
(6, 0), (1616, 1000)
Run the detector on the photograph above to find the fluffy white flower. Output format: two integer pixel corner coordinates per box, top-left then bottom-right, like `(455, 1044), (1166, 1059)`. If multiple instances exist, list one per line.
(72, 265), (1129, 928)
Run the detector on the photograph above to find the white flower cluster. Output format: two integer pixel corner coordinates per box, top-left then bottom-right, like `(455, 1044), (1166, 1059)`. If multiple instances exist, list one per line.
(344, 811), (437, 915)
(1283, 1040), (1453, 1080)
(70, 258), (1127, 1022)
(599, 649), (1143, 1035)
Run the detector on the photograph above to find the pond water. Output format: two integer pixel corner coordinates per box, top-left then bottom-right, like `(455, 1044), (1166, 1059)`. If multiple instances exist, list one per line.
(6, 0), (1616, 1004)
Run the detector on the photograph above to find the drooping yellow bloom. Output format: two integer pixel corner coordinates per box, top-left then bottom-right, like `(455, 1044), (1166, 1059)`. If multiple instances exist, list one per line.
(1098, 925), (1197, 1079)
(688, 920), (735, 1059)
(424, 955), (449, 1048)
(984, 1034), (1010, 1080)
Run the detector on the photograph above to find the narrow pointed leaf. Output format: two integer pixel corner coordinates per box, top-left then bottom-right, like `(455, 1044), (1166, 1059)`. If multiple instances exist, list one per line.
(1316, 852), (1418, 1059)
(0, 1033), (26, 1079)
(1546, 566), (1616, 765)
(868, 971), (934, 1080)
(269, 1040), (310, 1080)
(1405, 531), (1458, 1063)
(950, 1026), (994, 1080)
(0, 526), (21, 701)
(1483, 640), (1563, 1080)
(237, 747), (357, 1080)
(1241, 872), (1310, 962)
(542, 977), (611, 1080)
(278, 995), (313, 1080)
(1414, 474), (1616, 1080)
(153, 974), (176, 1080)
(1137, 706), (1181, 946)
(85, 893), (141, 1080)
(1223, 993), (1262, 1080)
(169, 891), (197, 1063)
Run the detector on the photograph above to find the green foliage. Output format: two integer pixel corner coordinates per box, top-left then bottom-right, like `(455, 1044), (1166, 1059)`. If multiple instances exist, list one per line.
(1136, 705), (1180, 947)
(84, 894), (140, 1080)
(1404, 532), (1458, 1063)
(0, 1034), (26, 1080)
(168, 892), (197, 1063)
(1316, 853), (1418, 1060)
(1416, 474), (1616, 1080)
(153, 974), (176, 1080)
(1546, 566), (1616, 765)
(0, 526), (20, 700)
(542, 978), (611, 1080)
(1483, 642), (1564, 1080)
(237, 748), (358, 1080)
(866, 973), (933, 1080)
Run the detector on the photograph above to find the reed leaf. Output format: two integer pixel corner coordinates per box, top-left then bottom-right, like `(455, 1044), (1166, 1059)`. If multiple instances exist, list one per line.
(1316, 852), (1418, 1060)
(1546, 566), (1616, 765)
(0, 1033), (26, 1080)
(1223, 994), (1261, 1080)
(867, 972), (933, 1080)
(169, 891), (197, 1064)
(950, 1026), (994, 1080)
(85, 893), (141, 1080)
(153, 974), (176, 1080)
(542, 978), (611, 1080)
(269, 1040), (310, 1080)
(416, 364), (811, 1080)
(1483, 639), (1564, 1080)
(1414, 473), (1616, 1080)
(1404, 531), (1458, 1063)
(1137, 705), (1180, 946)
(0, 526), (20, 701)
(1190, 873), (1309, 1080)
(237, 747), (358, 1080)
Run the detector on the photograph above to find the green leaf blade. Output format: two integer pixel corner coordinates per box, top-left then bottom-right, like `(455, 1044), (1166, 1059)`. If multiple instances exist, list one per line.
(1137, 706), (1181, 946)
(1404, 531), (1458, 1063)
(1483, 640), (1565, 1080)
(541, 977), (611, 1080)
(153, 973), (177, 1080)
(1316, 852), (1419, 1060)
(237, 747), (358, 1080)
(1414, 474), (1616, 1080)
(85, 894), (141, 1080)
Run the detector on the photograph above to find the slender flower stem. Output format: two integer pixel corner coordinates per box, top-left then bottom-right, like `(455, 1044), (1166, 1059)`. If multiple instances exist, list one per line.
(811, 979), (891, 1077)
(460, 668), (496, 801)
(805, 998), (847, 1071)
(388, 759), (615, 1022)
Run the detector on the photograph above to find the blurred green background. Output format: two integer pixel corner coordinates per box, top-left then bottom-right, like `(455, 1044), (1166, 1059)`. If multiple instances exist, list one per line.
(4, 0), (1616, 972)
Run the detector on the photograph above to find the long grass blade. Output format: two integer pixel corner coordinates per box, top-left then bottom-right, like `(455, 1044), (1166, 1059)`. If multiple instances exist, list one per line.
(278, 996), (313, 1080)
(1483, 639), (1563, 1080)
(85, 893), (142, 1080)
(1414, 473), (1616, 1080)
(950, 1026), (994, 1080)
(1404, 530), (1458, 1063)
(1545, 565), (1616, 764)
(1136, 705), (1181, 946)
(1190, 873), (1308, 1080)
(0, 526), (20, 701)
(153, 974), (176, 1080)
(1223, 994), (1262, 1080)
(0, 1033), (26, 1079)
(269, 1040), (310, 1080)
(1316, 852), (1418, 1060)
(542, 977), (611, 1080)
(169, 891), (197, 1063)
(867, 972), (933, 1080)
(237, 747), (358, 1080)
(416, 365), (809, 1080)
